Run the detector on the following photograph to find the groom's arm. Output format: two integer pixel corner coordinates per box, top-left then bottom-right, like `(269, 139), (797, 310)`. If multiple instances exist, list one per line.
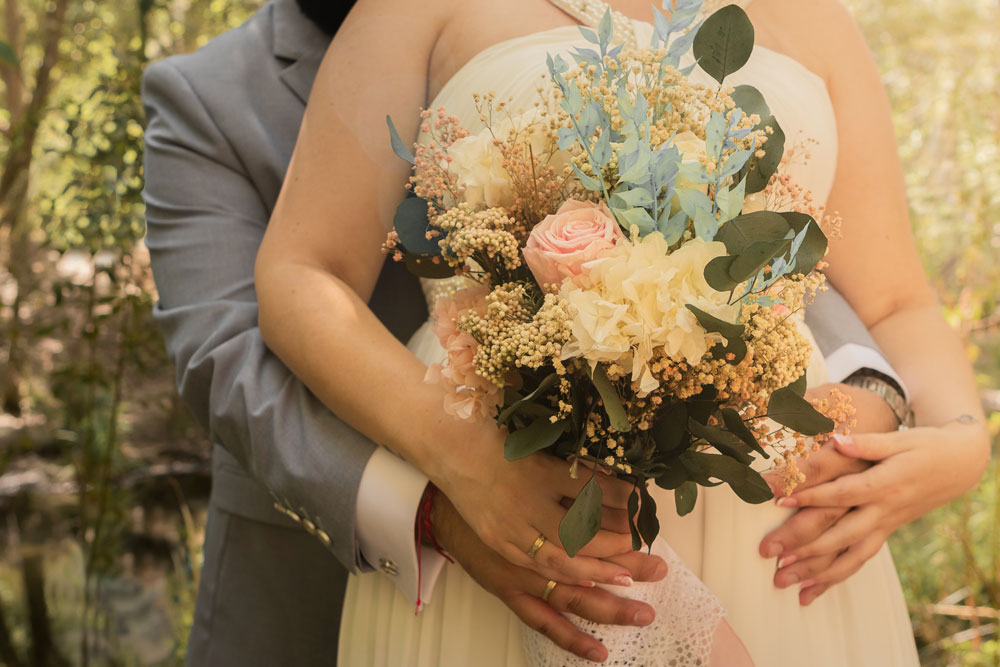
(806, 286), (907, 395)
(142, 60), (443, 605)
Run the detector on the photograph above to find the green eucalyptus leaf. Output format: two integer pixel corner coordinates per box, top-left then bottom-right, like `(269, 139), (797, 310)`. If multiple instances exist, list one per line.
(715, 211), (791, 254)
(386, 116), (415, 164)
(687, 418), (754, 465)
(767, 382), (834, 436)
(693, 4), (755, 84)
(504, 417), (569, 461)
(675, 481), (698, 515)
(721, 407), (767, 456)
(705, 255), (739, 292)
(637, 483), (660, 549)
(731, 84), (770, 121)
(744, 119), (785, 194)
(685, 304), (747, 362)
(684, 451), (772, 503)
(728, 239), (790, 282)
(654, 462), (689, 490)
(498, 373), (559, 424)
(627, 487), (642, 551)
(652, 401), (688, 454)
(393, 196), (441, 255)
(559, 476), (603, 557)
(780, 212), (828, 275)
(590, 365), (631, 432)
(686, 386), (720, 424)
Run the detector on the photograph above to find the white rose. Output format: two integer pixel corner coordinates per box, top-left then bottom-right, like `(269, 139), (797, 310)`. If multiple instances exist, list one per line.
(448, 108), (566, 208)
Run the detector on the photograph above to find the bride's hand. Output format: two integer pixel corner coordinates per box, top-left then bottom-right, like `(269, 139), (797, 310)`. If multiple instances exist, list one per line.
(425, 422), (651, 588)
(431, 492), (665, 664)
(769, 420), (989, 605)
(758, 383), (892, 602)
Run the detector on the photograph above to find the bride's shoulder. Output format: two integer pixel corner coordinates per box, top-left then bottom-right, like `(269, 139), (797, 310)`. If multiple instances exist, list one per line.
(748, 0), (870, 86)
(343, 0), (457, 52)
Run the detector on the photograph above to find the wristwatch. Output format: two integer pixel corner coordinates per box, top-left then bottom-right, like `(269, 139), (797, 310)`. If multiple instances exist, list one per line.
(842, 369), (915, 429)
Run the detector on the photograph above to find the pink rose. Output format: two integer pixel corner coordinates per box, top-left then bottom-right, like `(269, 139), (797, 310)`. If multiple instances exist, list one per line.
(522, 199), (625, 290)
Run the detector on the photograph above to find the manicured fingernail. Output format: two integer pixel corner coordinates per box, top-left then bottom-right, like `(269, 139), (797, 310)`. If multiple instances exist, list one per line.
(763, 543), (782, 558)
(832, 434), (854, 449)
(613, 575), (634, 587)
(775, 571), (799, 588)
(587, 648), (606, 662)
(582, 580), (596, 588)
(633, 609), (654, 625)
(776, 496), (798, 508)
(799, 578), (815, 590)
(777, 554), (798, 569)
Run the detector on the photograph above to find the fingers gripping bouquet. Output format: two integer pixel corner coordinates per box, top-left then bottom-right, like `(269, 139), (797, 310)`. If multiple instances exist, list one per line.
(386, 2), (846, 560)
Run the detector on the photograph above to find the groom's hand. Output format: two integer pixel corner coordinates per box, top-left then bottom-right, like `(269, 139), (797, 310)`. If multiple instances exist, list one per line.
(426, 423), (648, 588)
(758, 383), (898, 604)
(431, 492), (667, 664)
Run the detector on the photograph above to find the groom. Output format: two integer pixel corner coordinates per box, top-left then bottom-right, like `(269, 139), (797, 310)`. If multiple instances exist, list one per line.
(142, 0), (909, 663)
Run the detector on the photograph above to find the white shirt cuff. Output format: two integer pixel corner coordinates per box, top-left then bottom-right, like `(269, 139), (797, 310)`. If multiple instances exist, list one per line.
(355, 446), (448, 609)
(824, 343), (909, 398)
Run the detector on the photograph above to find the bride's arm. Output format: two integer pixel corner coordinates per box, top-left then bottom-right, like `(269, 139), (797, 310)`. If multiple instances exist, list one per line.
(760, 0), (989, 603)
(253, 0), (642, 587)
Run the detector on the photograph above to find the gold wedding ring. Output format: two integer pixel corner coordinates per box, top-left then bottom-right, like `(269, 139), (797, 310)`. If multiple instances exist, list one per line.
(542, 579), (558, 602)
(526, 533), (547, 559)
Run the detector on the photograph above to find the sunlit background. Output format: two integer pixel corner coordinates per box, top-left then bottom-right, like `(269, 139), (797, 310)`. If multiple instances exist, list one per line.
(0, 0), (997, 664)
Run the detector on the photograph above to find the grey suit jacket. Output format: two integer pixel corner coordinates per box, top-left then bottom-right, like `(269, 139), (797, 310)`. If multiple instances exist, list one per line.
(141, 0), (893, 659)
(142, 0), (426, 573)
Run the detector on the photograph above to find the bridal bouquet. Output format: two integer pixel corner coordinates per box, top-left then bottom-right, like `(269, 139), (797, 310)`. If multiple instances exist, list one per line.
(385, 1), (848, 557)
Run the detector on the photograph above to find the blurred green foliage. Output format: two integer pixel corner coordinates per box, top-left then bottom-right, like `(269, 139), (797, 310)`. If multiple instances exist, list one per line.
(0, 0), (996, 664)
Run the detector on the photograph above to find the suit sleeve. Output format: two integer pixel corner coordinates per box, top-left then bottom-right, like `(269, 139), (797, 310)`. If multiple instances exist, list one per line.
(142, 59), (382, 571)
(806, 286), (908, 396)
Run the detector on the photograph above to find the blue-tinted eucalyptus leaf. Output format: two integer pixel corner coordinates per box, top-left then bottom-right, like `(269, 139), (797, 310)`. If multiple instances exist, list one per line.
(666, 25), (699, 63)
(557, 127), (578, 150)
(716, 177), (747, 223)
(652, 145), (681, 187)
(593, 129), (613, 167)
(678, 161), (713, 185)
(579, 27), (600, 45)
(564, 83), (584, 114)
(617, 145), (652, 184)
(616, 206), (657, 235)
(694, 206), (718, 240)
(386, 116), (415, 164)
(598, 8), (613, 48)
(677, 188), (713, 218)
(612, 186), (654, 208)
(608, 43), (624, 61)
(572, 47), (603, 69)
(705, 111), (727, 160)
(573, 163), (604, 191)
(721, 148), (752, 180)
(659, 209), (688, 244)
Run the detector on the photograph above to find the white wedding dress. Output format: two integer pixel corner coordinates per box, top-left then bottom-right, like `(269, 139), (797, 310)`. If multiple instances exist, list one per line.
(338, 1), (920, 664)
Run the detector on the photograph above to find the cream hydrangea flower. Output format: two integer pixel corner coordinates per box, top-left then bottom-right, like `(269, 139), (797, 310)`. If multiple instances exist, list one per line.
(560, 233), (738, 394)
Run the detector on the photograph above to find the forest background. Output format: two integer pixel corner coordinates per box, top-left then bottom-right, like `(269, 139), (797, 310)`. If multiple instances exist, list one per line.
(0, 0), (997, 664)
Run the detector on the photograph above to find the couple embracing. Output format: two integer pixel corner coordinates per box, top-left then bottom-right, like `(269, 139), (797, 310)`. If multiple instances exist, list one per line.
(141, 0), (988, 664)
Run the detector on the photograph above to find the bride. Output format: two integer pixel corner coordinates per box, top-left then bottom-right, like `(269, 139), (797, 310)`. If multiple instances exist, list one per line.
(253, 0), (989, 664)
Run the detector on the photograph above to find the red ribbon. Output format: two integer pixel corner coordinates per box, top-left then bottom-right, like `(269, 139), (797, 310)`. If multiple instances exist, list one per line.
(415, 484), (454, 613)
